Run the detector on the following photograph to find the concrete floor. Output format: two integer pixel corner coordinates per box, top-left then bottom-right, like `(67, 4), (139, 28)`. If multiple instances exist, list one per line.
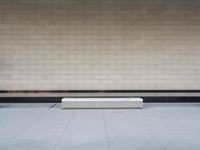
(0, 103), (200, 150)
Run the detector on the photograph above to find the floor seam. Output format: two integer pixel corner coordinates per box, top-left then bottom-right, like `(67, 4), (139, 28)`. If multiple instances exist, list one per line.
(52, 111), (74, 150)
(0, 103), (34, 122)
(1, 106), (51, 149)
(132, 110), (167, 150)
(50, 103), (57, 108)
(102, 110), (111, 150)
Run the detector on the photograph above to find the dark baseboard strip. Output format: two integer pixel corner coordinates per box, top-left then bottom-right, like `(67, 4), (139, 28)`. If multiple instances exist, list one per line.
(0, 97), (199, 103)
(0, 97), (61, 103)
(1, 90), (200, 93)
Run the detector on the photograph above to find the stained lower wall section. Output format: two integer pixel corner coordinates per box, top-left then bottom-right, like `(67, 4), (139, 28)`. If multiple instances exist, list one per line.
(0, 0), (200, 90)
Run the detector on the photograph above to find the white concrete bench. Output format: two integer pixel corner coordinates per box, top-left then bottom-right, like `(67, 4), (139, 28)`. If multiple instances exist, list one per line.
(62, 97), (143, 109)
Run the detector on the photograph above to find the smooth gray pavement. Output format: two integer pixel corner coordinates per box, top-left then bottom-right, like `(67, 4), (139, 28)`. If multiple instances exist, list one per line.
(0, 103), (200, 150)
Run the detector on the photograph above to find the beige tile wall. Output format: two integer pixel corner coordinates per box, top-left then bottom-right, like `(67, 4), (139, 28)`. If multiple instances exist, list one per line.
(0, 0), (200, 90)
